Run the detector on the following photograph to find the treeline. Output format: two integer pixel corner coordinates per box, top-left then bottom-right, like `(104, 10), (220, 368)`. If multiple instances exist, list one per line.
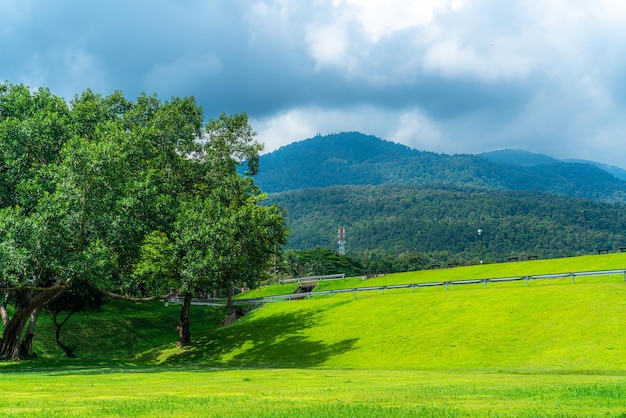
(276, 247), (425, 279)
(270, 184), (626, 269)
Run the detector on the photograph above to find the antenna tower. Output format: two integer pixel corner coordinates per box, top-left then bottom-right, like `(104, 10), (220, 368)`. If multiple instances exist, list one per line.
(338, 227), (346, 255)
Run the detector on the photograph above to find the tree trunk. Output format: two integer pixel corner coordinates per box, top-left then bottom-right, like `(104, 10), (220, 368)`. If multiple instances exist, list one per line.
(0, 291), (9, 328)
(19, 308), (40, 358)
(0, 285), (66, 361)
(176, 293), (192, 347)
(226, 285), (234, 314)
(52, 311), (77, 358)
(0, 314), (29, 360)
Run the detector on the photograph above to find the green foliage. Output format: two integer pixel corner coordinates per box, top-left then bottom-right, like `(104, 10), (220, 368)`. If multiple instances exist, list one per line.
(0, 82), (287, 357)
(280, 247), (363, 278)
(270, 184), (626, 268)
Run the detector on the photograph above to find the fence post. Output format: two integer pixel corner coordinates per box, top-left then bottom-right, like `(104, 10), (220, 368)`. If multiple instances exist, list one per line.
(483, 279), (486, 289)
(525, 276), (529, 287)
(381, 287), (385, 295)
(445, 282), (449, 291)
(571, 273), (575, 284)
(411, 284), (415, 293)
(330, 290), (333, 298)
(354, 288), (357, 298)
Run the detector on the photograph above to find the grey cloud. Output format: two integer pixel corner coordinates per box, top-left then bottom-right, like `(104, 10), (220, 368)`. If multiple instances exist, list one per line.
(3, 0), (626, 168)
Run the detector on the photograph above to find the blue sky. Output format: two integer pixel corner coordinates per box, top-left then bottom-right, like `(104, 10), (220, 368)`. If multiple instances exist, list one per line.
(3, 0), (626, 168)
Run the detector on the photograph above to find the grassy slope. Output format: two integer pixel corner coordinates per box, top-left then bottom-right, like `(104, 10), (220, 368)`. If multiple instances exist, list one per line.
(162, 279), (626, 372)
(23, 253), (626, 373)
(30, 299), (226, 360)
(241, 253), (626, 298)
(3, 254), (625, 416)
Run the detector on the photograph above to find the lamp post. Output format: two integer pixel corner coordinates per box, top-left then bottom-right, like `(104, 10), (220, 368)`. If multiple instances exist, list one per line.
(477, 228), (483, 264)
(418, 230), (424, 270)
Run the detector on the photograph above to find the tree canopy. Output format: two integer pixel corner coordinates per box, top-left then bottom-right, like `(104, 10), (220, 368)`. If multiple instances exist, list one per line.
(0, 83), (287, 359)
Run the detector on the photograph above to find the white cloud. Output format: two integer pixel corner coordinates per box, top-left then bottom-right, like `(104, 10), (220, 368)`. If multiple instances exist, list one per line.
(422, 39), (532, 81)
(339, 0), (464, 41)
(251, 106), (443, 153)
(306, 21), (351, 70)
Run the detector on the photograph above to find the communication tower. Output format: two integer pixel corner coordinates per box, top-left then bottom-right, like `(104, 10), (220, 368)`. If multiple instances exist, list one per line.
(338, 227), (346, 255)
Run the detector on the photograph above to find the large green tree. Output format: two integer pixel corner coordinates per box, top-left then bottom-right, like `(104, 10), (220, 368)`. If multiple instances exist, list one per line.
(133, 114), (288, 347)
(0, 83), (284, 359)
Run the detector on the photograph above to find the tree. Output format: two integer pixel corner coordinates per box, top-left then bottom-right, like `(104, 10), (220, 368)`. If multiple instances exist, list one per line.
(281, 248), (364, 278)
(133, 114), (288, 347)
(1, 84), (276, 359)
(46, 281), (105, 358)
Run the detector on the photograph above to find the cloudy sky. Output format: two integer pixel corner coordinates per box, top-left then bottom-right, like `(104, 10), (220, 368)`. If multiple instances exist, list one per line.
(3, 0), (626, 168)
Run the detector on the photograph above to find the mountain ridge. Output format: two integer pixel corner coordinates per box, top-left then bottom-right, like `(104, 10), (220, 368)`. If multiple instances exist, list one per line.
(254, 132), (626, 203)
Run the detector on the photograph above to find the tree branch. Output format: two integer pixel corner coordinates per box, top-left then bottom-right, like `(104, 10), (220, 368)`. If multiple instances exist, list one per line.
(96, 287), (179, 302)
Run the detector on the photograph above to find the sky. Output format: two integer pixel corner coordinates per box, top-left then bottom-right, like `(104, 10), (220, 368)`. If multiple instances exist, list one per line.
(2, 0), (626, 168)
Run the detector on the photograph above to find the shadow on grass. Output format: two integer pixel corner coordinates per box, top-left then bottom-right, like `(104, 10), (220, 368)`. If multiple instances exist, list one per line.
(155, 306), (359, 368)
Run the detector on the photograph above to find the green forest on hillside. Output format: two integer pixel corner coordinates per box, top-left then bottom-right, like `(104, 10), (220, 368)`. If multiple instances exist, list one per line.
(270, 184), (626, 272)
(254, 132), (626, 203)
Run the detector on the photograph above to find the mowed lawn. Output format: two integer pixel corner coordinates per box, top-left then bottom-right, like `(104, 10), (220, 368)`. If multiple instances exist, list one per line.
(168, 281), (626, 372)
(2, 255), (625, 417)
(0, 368), (625, 417)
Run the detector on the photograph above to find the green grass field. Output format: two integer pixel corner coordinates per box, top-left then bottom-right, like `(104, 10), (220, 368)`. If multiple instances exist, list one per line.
(2, 254), (625, 416)
(0, 368), (624, 417)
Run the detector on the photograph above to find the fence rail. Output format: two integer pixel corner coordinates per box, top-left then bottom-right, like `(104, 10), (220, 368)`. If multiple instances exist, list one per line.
(277, 274), (345, 284)
(181, 268), (626, 307)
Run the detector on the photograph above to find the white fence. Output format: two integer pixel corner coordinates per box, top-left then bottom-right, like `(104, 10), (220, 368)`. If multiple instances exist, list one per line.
(277, 274), (345, 284)
(181, 268), (626, 308)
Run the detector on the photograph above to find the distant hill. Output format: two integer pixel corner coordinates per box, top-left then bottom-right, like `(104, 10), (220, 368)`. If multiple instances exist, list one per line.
(482, 149), (626, 181)
(480, 149), (558, 167)
(253, 132), (422, 192)
(269, 184), (626, 262)
(564, 159), (626, 181)
(254, 132), (626, 203)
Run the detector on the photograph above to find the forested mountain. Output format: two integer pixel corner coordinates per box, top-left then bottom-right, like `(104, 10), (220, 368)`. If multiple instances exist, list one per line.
(254, 132), (626, 269)
(481, 149), (626, 181)
(269, 184), (626, 266)
(480, 149), (558, 167)
(255, 132), (626, 203)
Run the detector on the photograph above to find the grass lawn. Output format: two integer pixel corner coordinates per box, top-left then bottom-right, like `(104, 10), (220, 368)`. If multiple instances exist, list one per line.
(0, 367), (624, 417)
(2, 253), (625, 417)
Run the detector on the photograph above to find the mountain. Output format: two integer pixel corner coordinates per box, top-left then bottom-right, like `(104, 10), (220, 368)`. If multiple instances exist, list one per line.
(253, 132), (422, 192)
(564, 159), (626, 181)
(480, 149), (558, 167)
(481, 149), (626, 181)
(254, 132), (626, 203)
